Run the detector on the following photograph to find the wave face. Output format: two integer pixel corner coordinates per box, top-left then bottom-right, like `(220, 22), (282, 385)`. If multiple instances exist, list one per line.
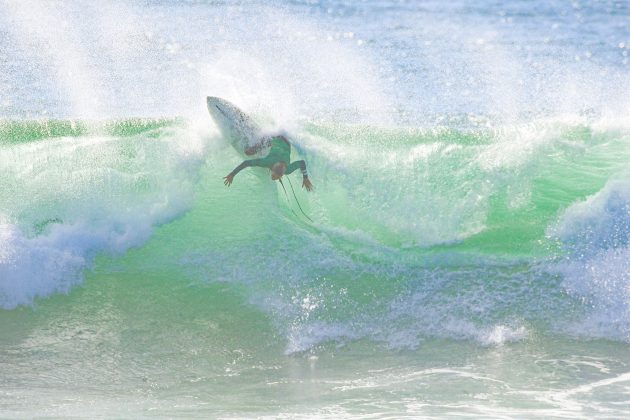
(2, 117), (629, 347)
(2, 0), (630, 417)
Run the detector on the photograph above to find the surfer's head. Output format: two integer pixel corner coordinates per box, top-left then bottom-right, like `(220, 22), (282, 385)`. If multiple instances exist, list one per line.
(271, 162), (287, 180)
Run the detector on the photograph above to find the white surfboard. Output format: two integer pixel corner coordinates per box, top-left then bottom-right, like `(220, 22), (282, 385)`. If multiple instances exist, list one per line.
(206, 96), (262, 157)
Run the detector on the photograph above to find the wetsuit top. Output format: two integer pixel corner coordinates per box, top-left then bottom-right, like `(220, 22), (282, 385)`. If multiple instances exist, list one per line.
(229, 136), (308, 177)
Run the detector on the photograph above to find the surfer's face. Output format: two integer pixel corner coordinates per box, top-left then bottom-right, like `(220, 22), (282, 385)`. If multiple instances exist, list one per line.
(271, 162), (286, 180)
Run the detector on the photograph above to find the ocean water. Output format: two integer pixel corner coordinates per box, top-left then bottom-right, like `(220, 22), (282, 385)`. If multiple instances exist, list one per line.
(1, 0), (630, 418)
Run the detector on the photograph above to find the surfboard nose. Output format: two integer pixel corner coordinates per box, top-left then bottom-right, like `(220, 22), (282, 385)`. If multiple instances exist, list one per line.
(207, 96), (225, 112)
(207, 96), (220, 112)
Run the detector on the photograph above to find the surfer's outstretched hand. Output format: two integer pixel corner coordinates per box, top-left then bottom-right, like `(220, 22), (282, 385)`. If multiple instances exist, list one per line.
(223, 174), (234, 186)
(303, 178), (313, 192)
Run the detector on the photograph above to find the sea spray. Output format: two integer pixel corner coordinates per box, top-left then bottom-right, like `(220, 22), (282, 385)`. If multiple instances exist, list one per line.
(2, 1), (630, 417)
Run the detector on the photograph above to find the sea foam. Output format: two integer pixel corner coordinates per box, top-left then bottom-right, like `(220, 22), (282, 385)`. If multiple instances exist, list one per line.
(550, 176), (630, 341)
(0, 123), (210, 308)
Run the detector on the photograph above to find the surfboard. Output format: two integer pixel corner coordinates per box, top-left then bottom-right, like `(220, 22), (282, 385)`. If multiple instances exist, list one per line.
(206, 96), (262, 157)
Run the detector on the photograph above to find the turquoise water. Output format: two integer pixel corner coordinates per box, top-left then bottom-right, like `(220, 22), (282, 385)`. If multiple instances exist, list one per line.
(2, 1), (630, 418)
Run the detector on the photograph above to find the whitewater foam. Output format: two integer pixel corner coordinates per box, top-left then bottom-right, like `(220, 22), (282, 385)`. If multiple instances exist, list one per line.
(0, 123), (211, 308)
(550, 175), (630, 341)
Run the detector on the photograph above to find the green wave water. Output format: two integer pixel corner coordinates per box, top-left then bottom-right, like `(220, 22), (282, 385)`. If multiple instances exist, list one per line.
(2, 117), (629, 316)
(3, 116), (630, 417)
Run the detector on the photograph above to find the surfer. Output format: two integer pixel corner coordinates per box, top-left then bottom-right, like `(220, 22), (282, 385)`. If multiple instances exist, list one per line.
(223, 135), (314, 191)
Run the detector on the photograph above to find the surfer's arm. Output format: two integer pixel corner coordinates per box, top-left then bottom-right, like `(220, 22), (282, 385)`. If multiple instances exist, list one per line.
(286, 160), (313, 191)
(223, 159), (265, 186)
(286, 160), (307, 176)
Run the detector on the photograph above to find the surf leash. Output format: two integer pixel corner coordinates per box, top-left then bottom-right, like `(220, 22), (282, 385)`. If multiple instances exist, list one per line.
(286, 177), (314, 223)
(278, 178), (313, 223)
(278, 178), (302, 221)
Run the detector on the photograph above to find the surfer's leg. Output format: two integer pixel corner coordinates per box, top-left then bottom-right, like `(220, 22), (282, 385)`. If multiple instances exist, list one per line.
(245, 137), (271, 155)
